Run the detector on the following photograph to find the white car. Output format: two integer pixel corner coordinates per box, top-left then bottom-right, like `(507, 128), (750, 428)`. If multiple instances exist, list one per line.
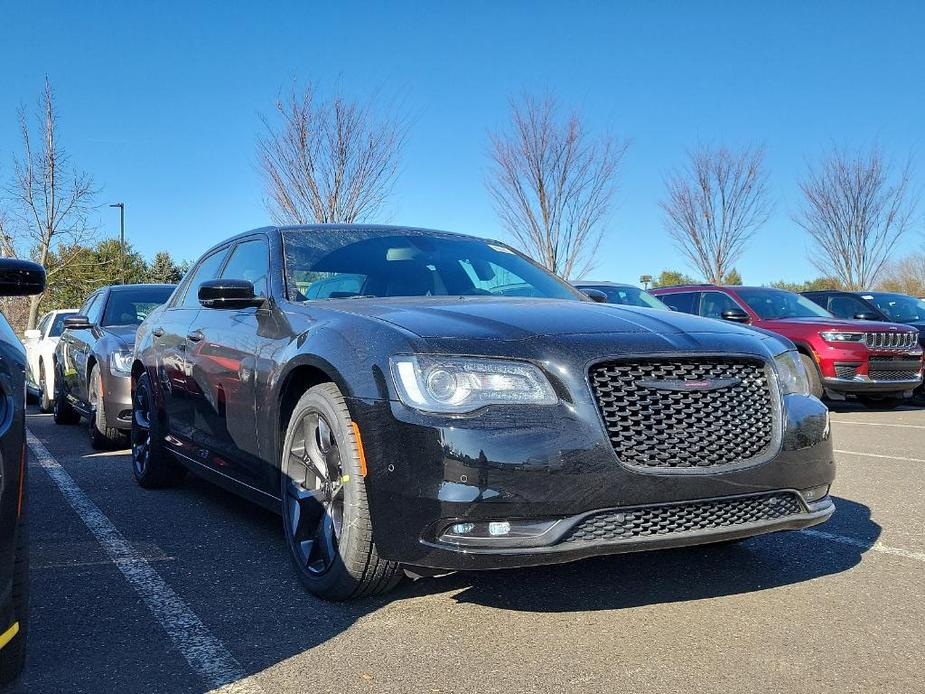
(24, 308), (77, 412)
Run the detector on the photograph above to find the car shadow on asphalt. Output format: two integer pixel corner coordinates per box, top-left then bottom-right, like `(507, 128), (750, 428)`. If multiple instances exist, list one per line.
(398, 496), (878, 613)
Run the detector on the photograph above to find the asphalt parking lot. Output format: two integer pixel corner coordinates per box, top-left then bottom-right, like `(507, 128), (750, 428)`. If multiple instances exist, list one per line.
(12, 401), (925, 694)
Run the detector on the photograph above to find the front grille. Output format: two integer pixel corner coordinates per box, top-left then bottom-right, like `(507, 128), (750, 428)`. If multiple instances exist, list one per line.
(863, 332), (917, 350)
(589, 358), (777, 470)
(867, 356), (921, 382)
(561, 493), (804, 544)
(834, 363), (859, 379)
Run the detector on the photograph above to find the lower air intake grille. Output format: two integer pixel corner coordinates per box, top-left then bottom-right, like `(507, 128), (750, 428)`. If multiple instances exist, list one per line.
(561, 493), (804, 544)
(589, 358), (777, 470)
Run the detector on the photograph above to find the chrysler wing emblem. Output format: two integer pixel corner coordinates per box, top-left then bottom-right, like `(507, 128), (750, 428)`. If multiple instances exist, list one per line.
(638, 377), (741, 392)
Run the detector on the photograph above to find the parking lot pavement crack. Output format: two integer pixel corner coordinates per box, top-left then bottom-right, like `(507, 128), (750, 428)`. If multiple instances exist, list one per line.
(27, 430), (265, 694)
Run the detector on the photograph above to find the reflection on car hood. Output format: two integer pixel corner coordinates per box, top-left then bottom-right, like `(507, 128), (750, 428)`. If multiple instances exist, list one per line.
(103, 324), (139, 348)
(762, 316), (916, 332)
(321, 297), (765, 341)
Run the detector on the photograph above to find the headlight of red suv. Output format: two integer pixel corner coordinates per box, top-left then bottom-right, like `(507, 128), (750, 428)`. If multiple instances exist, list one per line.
(820, 331), (865, 343)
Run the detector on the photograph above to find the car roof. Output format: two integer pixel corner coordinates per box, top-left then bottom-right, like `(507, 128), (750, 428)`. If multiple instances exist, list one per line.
(572, 281), (639, 288)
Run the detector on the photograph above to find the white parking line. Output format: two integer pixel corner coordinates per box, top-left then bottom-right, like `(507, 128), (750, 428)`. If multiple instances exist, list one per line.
(27, 431), (263, 694)
(835, 449), (925, 463)
(801, 529), (925, 563)
(830, 420), (925, 430)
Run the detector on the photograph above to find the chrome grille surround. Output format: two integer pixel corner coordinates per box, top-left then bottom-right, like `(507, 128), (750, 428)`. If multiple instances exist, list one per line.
(588, 356), (781, 473)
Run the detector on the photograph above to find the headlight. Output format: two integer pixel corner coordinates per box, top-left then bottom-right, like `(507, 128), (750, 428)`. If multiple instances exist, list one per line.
(390, 355), (557, 413)
(110, 350), (133, 376)
(774, 350), (810, 395)
(820, 331), (864, 343)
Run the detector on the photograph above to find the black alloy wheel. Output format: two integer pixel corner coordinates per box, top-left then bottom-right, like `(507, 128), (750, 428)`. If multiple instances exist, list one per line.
(131, 372), (185, 488)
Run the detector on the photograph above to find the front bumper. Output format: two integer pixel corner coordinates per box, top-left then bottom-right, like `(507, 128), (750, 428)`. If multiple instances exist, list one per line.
(100, 370), (132, 430)
(351, 391), (836, 572)
(817, 344), (923, 397)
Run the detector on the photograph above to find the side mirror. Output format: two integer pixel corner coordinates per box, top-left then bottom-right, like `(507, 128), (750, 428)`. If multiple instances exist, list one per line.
(721, 308), (751, 323)
(63, 315), (92, 330)
(580, 288), (608, 303)
(23, 329), (41, 341)
(0, 258), (45, 297)
(199, 279), (264, 309)
(854, 311), (880, 321)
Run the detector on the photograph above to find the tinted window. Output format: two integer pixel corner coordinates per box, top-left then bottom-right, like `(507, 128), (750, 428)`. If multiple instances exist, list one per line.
(658, 291), (698, 314)
(283, 229), (582, 302)
(735, 288), (832, 320)
(180, 250), (229, 308)
(579, 285), (668, 310)
(826, 294), (878, 320)
(49, 312), (72, 337)
(699, 291), (744, 320)
(102, 287), (175, 326)
(864, 293), (925, 322)
(220, 238), (269, 297)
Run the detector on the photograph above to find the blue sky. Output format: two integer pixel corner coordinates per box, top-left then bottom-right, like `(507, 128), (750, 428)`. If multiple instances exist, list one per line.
(1, 1), (923, 284)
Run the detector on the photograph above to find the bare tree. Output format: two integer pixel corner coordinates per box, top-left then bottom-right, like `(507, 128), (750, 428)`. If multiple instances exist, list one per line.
(257, 83), (405, 225)
(876, 252), (925, 296)
(486, 93), (627, 279)
(4, 77), (97, 329)
(795, 146), (918, 290)
(660, 144), (771, 284)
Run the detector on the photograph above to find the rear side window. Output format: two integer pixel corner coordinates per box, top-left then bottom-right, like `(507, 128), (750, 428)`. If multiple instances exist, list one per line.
(699, 291), (743, 320)
(659, 292), (698, 314)
(179, 249), (229, 308)
(221, 238), (270, 298)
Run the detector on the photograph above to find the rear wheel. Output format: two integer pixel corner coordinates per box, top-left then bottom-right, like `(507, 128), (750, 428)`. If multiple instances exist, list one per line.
(131, 372), (186, 488)
(88, 365), (123, 450)
(52, 364), (80, 425)
(800, 353), (824, 399)
(38, 360), (53, 413)
(281, 383), (402, 601)
(0, 507), (29, 684)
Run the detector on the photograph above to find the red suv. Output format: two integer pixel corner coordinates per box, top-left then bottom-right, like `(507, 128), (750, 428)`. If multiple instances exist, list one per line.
(652, 285), (923, 407)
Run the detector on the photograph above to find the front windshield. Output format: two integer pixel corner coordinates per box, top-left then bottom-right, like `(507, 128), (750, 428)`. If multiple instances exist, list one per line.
(736, 288), (833, 320)
(49, 312), (74, 337)
(864, 293), (925, 322)
(102, 287), (175, 326)
(580, 284), (668, 310)
(282, 229), (583, 302)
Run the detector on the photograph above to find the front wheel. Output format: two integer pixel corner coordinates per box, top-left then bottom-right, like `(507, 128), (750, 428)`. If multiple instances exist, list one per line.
(38, 360), (53, 413)
(800, 353), (824, 400)
(88, 365), (124, 450)
(281, 383), (402, 601)
(52, 364), (80, 425)
(131, 372), (186, 488)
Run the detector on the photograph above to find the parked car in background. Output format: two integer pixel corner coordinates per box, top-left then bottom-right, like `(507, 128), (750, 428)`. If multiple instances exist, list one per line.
(23, 309), (78, 412)
(0, 258), (45, 684)
(131, 225), (834, 601)
(572, 281), (670, 310)
(54, 284), (176, 448)
(803, 290), (925, 349)
(652, 284), (923, 407)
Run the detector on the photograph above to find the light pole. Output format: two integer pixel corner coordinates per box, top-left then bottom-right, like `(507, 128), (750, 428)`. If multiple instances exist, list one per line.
(109, 202), (125, 284)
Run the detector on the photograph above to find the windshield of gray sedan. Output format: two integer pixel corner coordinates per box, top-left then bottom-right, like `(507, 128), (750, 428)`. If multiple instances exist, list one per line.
(102, 287), (175, 326)
(282, 229), (582, 301)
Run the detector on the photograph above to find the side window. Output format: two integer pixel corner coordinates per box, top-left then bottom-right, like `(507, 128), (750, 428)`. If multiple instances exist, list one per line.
(827, 295), (871, 320)
(700, 291), (743, 320)
(81, 293), (105, 324)
(37, 313), (51, 336)
(179, 249), (229, 308)
(220, 238), (270, 297)
(660, 291), (698, 314)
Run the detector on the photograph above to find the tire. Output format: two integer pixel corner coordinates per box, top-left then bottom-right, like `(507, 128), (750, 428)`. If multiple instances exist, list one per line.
(858, 395), (901, 410)
(38, 360), (53, 413)
(281, 383), (402, 601)
(800, 353), (824, 400)
(52, 364), (80, 425)
(88, 365), (123, 450)
(0, 505), (29, 684)
(131, 372), (186, 488)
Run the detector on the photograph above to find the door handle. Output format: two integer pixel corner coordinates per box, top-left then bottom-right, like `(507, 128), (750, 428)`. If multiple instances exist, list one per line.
(186, 330), (204, 343)
(152, 327), (164, 337)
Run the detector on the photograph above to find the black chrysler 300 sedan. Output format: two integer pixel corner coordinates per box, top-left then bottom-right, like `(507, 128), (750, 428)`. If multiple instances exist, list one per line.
(131, 225), (835, 600)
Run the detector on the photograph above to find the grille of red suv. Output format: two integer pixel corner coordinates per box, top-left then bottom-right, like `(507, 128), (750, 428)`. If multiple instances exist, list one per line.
(589, 358), (777, 470)
(561, 493), (804, 544)
(868, 357), (921, 381)
(863, 332), (917, 350)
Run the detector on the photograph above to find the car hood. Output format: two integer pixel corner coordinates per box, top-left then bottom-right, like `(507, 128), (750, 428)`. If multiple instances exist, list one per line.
(102, 324), (139, 348)
(320, 297), (765, 341)
(761, 316), (916, 332)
